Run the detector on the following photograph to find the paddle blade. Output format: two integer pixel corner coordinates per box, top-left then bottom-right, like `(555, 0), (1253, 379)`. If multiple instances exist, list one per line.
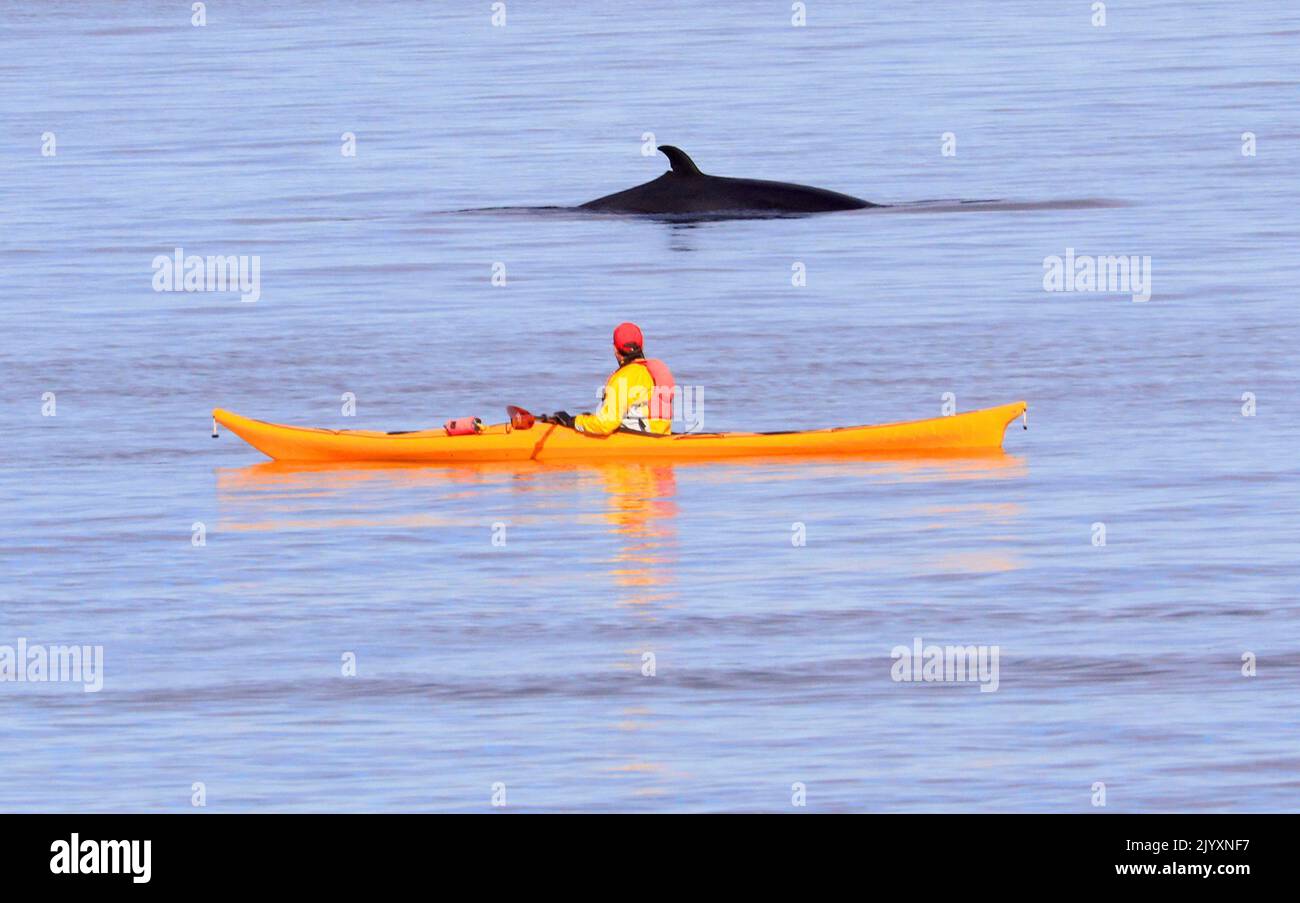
(506, 405), (535, 430)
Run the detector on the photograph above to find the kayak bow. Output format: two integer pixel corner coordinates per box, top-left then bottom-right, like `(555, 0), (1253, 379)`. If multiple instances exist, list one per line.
(212, 402), (1027, 464)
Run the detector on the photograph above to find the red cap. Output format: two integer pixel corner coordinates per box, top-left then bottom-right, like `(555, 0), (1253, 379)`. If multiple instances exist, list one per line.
(613, 322), (644, 354)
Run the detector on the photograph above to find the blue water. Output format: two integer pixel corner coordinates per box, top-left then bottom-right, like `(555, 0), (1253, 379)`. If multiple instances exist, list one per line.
(2, 0), (1298, 811)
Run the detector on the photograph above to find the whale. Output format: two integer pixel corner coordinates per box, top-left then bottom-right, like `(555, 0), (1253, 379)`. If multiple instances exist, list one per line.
(579, 146), (878, 216)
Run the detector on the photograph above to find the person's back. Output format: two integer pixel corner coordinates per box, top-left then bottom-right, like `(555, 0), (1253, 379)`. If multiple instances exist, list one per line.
(575, 355), (675, 436)
(543, 323), (675, 436)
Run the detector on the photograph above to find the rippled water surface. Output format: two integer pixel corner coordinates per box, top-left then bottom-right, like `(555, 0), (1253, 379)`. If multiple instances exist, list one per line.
(2, 1), (1298, 811)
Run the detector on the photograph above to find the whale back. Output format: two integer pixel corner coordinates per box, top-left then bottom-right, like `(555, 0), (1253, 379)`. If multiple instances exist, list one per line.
(578, 146), (876, 215)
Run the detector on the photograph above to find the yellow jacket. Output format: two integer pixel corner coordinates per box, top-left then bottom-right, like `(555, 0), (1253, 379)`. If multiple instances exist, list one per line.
(575, 361), (673, 436)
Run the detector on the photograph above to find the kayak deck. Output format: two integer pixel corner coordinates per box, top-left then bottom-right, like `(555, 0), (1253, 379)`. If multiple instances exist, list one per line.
(213, 402), (1027, 463)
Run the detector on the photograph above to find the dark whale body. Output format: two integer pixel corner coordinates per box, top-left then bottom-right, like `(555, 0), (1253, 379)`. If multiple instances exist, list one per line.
(580, 146), (878, 215)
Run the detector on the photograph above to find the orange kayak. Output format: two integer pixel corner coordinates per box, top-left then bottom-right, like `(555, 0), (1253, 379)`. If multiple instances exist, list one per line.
(213, 402), (1026, 464)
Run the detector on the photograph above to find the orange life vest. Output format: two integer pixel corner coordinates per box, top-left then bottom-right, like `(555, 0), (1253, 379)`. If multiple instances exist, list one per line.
(630, 358), (676, 422)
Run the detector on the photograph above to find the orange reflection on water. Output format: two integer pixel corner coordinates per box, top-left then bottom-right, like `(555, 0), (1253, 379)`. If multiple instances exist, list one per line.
(594, 463), (678, 606)
(213, 451), (1026, 799)
(215, 459), (683, 606)
(214, 452), (1026, 589)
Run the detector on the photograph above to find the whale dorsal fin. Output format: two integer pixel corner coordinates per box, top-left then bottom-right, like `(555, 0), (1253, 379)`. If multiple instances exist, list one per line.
(658, 145), (702, 176)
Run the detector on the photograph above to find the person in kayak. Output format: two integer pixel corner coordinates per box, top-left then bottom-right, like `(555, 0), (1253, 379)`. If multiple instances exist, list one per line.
(541, 323), (676, 435)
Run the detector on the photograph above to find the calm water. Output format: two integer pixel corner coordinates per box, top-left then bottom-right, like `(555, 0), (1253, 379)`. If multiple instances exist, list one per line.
(2, 1), (1298, 812)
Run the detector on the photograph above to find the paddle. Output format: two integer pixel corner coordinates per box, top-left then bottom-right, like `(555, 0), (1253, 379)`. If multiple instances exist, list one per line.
(505, 405), (536, 430)
(506, 406), (575, 429)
